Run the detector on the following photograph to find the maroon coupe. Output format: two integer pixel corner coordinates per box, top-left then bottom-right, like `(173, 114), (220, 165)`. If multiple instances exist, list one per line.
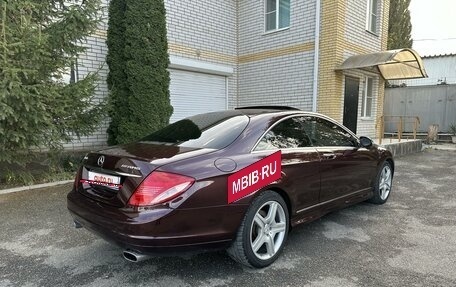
(67, 107), (394, 268)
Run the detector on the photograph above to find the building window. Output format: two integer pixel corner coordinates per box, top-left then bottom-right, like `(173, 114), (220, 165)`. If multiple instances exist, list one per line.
(61, 60), (79, 84)
(366, 0), (378, 33)
(362, 77), (374, 117)
(265, 0), (290, 32)
(69, 60), (78, 84)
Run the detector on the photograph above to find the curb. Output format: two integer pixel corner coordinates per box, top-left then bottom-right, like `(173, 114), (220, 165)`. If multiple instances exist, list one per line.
(423, 144), (456, 152)
(0, 180), (73, 195)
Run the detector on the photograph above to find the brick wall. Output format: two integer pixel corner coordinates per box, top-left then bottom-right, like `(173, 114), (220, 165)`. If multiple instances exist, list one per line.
(345, 0), (388, 137)
(318, 0), (388, 136)
(62, 1), (109, 150)
(165, 0), (238, 109)
(238, 52), (315, 110)
(66, 0), (389, 149)
(345, 0), (384, 54)
(64, 0), (239, 150)
(165, 0), (237, 65)
(237, 0), (316, 110)
(238, 0), (316, 54)
(317, 0), (346, 121)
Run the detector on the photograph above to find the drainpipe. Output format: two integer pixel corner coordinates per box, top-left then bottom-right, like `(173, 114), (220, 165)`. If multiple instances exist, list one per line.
(312, 0), (321, 113)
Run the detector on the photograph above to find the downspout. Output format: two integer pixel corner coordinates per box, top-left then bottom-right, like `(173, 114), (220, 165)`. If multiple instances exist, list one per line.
(312, 0), (321, 112)
(235, 0), (240, 108)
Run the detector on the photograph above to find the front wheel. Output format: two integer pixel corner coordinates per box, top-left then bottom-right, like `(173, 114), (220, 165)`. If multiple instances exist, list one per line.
(227, 191), (289, 268)
(368, 161), (393, 204)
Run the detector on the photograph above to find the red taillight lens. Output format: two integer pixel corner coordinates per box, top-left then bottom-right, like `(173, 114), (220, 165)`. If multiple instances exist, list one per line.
(128, 171), (195, 206)
(74, 167), (82, 189)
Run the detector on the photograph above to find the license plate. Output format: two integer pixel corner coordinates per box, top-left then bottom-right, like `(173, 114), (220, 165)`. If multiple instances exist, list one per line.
(87, 171), (120, 185)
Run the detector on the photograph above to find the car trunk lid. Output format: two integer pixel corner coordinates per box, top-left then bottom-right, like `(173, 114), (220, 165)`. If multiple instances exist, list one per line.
(76, 142), (215, 207)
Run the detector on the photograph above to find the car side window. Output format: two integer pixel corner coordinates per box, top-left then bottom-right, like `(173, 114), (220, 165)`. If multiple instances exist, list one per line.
(302, 117), (357, 147)
(255, 117), (312, 151)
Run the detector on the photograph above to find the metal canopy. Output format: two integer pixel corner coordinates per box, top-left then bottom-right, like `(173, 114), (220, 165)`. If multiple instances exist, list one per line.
(336, 48), (428, 80)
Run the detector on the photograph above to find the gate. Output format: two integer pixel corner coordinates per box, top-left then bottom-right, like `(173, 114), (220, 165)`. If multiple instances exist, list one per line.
(384, 84), (456, 133)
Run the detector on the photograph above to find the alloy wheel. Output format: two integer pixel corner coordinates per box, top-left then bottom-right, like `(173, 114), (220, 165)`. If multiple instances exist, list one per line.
(379, 165), (392, 200)
(249, 201), (287, 260)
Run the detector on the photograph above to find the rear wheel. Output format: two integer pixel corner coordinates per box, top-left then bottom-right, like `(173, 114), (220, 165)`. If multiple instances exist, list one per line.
(227, 191), (289, 268)
(368, 161), (393, 204)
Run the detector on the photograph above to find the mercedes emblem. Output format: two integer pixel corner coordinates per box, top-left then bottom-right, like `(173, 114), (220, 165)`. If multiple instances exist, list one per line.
(97, 155), (105, 167)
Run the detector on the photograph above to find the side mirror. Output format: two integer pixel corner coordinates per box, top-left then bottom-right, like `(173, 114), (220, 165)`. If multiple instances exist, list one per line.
(359, 136), (373, 148)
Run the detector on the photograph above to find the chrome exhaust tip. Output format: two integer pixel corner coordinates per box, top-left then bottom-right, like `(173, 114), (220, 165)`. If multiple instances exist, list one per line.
(73, 220), (83, 229)
(122, 250), (150, 263)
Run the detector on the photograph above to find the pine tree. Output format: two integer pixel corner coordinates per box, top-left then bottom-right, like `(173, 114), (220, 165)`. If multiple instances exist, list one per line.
(0, 0), (105, 164)
(388, 0), (413, 49)
(106, 0), (173, 145)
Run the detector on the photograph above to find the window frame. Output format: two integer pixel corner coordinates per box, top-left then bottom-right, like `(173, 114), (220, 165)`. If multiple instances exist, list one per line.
(251, 115), (314, 152)
(366, 0), (378, 34)
(361, 76), (374, 118)
(69, 60), (79, 84)
(60, 59), (79, 84)
(264, 0), (291, 33)
(303, 116), (359, 147)
(251, 114), (360, 152)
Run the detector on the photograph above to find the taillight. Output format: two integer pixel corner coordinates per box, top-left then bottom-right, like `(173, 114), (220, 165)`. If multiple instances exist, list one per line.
(127, 171), (195, 206)
(74, 167), (82, 189)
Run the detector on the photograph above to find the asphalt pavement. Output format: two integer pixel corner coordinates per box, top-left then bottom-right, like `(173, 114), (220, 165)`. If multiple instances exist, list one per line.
(1, 149), (456, 287)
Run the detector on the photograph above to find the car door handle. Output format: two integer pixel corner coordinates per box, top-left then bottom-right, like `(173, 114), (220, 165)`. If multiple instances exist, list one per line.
(322, 153), (337, 160)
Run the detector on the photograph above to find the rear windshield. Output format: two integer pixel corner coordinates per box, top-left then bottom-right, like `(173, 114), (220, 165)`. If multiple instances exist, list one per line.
(142, 111), (249, 149)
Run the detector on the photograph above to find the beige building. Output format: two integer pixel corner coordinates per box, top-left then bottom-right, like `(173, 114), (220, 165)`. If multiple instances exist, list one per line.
(69, 0), (426, 149)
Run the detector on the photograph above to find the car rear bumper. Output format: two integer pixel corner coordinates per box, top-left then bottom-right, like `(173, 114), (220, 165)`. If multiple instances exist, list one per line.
(67, 189), (247, 254)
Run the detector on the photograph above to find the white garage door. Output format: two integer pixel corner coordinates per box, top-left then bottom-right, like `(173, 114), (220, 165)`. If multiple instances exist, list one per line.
(169, 69), (227, 123)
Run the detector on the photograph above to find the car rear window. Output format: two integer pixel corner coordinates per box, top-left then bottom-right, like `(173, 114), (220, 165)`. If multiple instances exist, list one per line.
(142, 111), (249, 149)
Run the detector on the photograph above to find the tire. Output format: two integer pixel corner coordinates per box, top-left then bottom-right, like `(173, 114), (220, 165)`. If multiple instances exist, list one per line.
(227, 191), (289, 268)
(368, 161), (393, 204)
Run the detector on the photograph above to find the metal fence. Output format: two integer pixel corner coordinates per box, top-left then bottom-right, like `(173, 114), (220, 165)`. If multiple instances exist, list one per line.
(384, 84), (456, 133)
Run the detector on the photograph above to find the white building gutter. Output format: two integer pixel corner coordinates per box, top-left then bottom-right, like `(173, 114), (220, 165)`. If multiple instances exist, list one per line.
(312, 0), (321, 113)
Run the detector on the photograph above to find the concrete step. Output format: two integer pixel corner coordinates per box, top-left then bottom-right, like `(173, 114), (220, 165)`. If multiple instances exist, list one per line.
(373, 139), (423, 157)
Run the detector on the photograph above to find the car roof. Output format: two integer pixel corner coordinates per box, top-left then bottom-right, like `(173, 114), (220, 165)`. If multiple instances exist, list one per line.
(232, 106), (323, 118)
(189, 106), (334, 123)
(235, 106), (300, 111)
(230, 107), (355, 138)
